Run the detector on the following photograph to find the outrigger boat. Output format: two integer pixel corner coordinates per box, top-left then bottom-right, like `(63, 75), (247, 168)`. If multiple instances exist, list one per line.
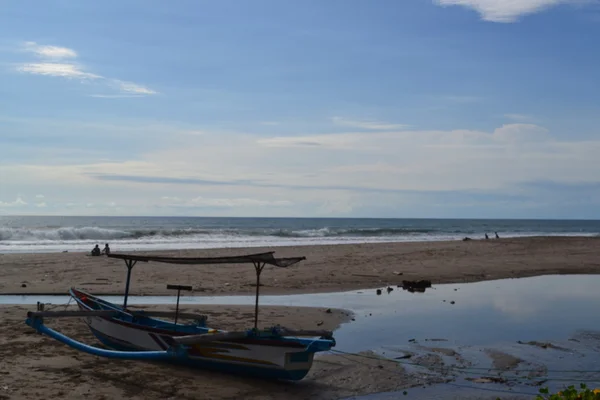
(25, 252), (336, 380)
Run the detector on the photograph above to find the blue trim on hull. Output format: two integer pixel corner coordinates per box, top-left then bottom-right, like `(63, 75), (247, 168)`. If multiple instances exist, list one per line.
(26, 318), (176, 360)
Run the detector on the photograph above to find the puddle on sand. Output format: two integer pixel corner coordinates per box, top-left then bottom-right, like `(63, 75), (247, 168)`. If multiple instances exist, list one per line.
(4, 274), (600, 399)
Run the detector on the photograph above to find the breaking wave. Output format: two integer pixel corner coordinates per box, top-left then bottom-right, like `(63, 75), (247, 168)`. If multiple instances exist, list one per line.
(1, 217), (598, 254)
(0, 226), (437, 242)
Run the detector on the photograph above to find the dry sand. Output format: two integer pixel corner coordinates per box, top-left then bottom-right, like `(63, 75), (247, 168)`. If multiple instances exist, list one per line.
(1, 236), (599, 296)
(0, 305), (435, 400)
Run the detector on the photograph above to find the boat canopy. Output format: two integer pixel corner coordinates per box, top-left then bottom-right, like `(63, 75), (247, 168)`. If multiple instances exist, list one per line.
(106, 251), (307, 329)
(107, 251), (305, 268)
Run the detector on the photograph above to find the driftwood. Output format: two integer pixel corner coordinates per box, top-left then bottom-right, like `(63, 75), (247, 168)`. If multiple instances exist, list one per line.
(351, 274), (380, 278)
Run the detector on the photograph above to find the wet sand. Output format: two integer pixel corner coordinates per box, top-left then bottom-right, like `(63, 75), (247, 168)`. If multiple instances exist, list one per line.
(1, 236), (599, 296)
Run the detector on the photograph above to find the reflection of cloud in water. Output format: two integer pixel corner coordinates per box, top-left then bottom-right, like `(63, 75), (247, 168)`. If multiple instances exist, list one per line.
(491, 295), (539, 319)
(451, 275), (600, 319)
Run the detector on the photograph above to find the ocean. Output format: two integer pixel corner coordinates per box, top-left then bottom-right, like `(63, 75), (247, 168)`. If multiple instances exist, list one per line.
(0, 216), (598, 254)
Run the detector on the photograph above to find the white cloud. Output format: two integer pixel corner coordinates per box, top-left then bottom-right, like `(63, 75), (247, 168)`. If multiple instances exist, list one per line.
(114, 80), (157, 95)
(331, 163), (407, 174)
(247, 122), (600, 193)
(158, 196), (293, 208)
(24, 41), (77, 59)
(332, 116), (410, 130)
(36, 202), (47, 208)
(190, 197), (293, 208)
(435, 0), (583, 23)
(491, 123), (548, 142)
(259, 124), (548, 151)
(505, 113), (535, 122)
(16, 41), (156, 96)
(35, 194), (45, 199)
(257, 132), (363, 149)
(17, 62), (101, 80)
(0, 197), (27, 208)
(89, 94), (145, 99)
(4, 120), (600, 217)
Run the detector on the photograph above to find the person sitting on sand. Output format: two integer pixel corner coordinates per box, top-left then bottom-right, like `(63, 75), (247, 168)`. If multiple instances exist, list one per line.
(91, 244), (101, 256)
(101, 243), (110, 255)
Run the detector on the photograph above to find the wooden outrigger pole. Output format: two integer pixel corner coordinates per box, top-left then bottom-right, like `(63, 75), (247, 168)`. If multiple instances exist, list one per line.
(107, 252), (306, 330)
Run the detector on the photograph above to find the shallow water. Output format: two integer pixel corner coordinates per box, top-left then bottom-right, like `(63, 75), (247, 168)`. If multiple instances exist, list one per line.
(5, 275), (600, 350)
(5, 275), (600, 399)
(347, 328), (600, 399)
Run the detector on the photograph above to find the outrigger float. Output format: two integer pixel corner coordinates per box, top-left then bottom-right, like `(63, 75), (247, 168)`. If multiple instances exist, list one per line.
(25, 252), (336, 380)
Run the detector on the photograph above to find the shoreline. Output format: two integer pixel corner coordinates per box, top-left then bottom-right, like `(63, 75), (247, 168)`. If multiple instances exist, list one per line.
(1, 271), (598, 298)
(0, 234), (595, 256)
(2, 236), (600, 296)
(1, 233), (598, 256)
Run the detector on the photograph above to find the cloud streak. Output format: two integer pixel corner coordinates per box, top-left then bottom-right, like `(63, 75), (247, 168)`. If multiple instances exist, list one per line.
(160, 196), (294, 208)
(505, 113), (535, 122)
(435, 0), (584, 23)
(17, 62), (101, 80)
(114, 80), (157, 95)
(4, 118), (600, 217)
(24, 42), (77, 59)
(16, 41), (156, 96)
(332, 116), (410, 130)
(89, 173), (529, 202)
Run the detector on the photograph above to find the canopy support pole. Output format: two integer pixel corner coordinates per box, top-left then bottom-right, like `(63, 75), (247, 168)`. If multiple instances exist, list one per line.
(253, 261), (266, 331)
(123, 259), (137, 308)
(166, 284), (193, 330)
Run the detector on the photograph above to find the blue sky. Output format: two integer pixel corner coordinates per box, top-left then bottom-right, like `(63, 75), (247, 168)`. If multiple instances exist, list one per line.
(1, 0), (600, 218)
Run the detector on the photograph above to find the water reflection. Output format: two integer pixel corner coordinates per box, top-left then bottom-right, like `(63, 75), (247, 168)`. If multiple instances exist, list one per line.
(3, 275), (600, 350)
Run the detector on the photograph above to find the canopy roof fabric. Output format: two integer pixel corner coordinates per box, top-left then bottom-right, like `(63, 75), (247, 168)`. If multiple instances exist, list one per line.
(107, 251), (306, 268)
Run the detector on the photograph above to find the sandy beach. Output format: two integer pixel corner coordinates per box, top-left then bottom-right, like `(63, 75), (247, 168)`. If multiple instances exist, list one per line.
(2, 236), (600, 399)
(1, 236), (599, 296)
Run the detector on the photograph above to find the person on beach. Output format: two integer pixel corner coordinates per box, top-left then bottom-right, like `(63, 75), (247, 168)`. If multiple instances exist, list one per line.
(102, 243), (110, 255)
(485, 233), (489, 239)
(495, 232), (500, 239)
(91, 244), (101, 256)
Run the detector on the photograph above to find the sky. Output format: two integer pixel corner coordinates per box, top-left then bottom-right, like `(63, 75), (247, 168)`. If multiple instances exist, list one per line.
(1, 0), (600, 219)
